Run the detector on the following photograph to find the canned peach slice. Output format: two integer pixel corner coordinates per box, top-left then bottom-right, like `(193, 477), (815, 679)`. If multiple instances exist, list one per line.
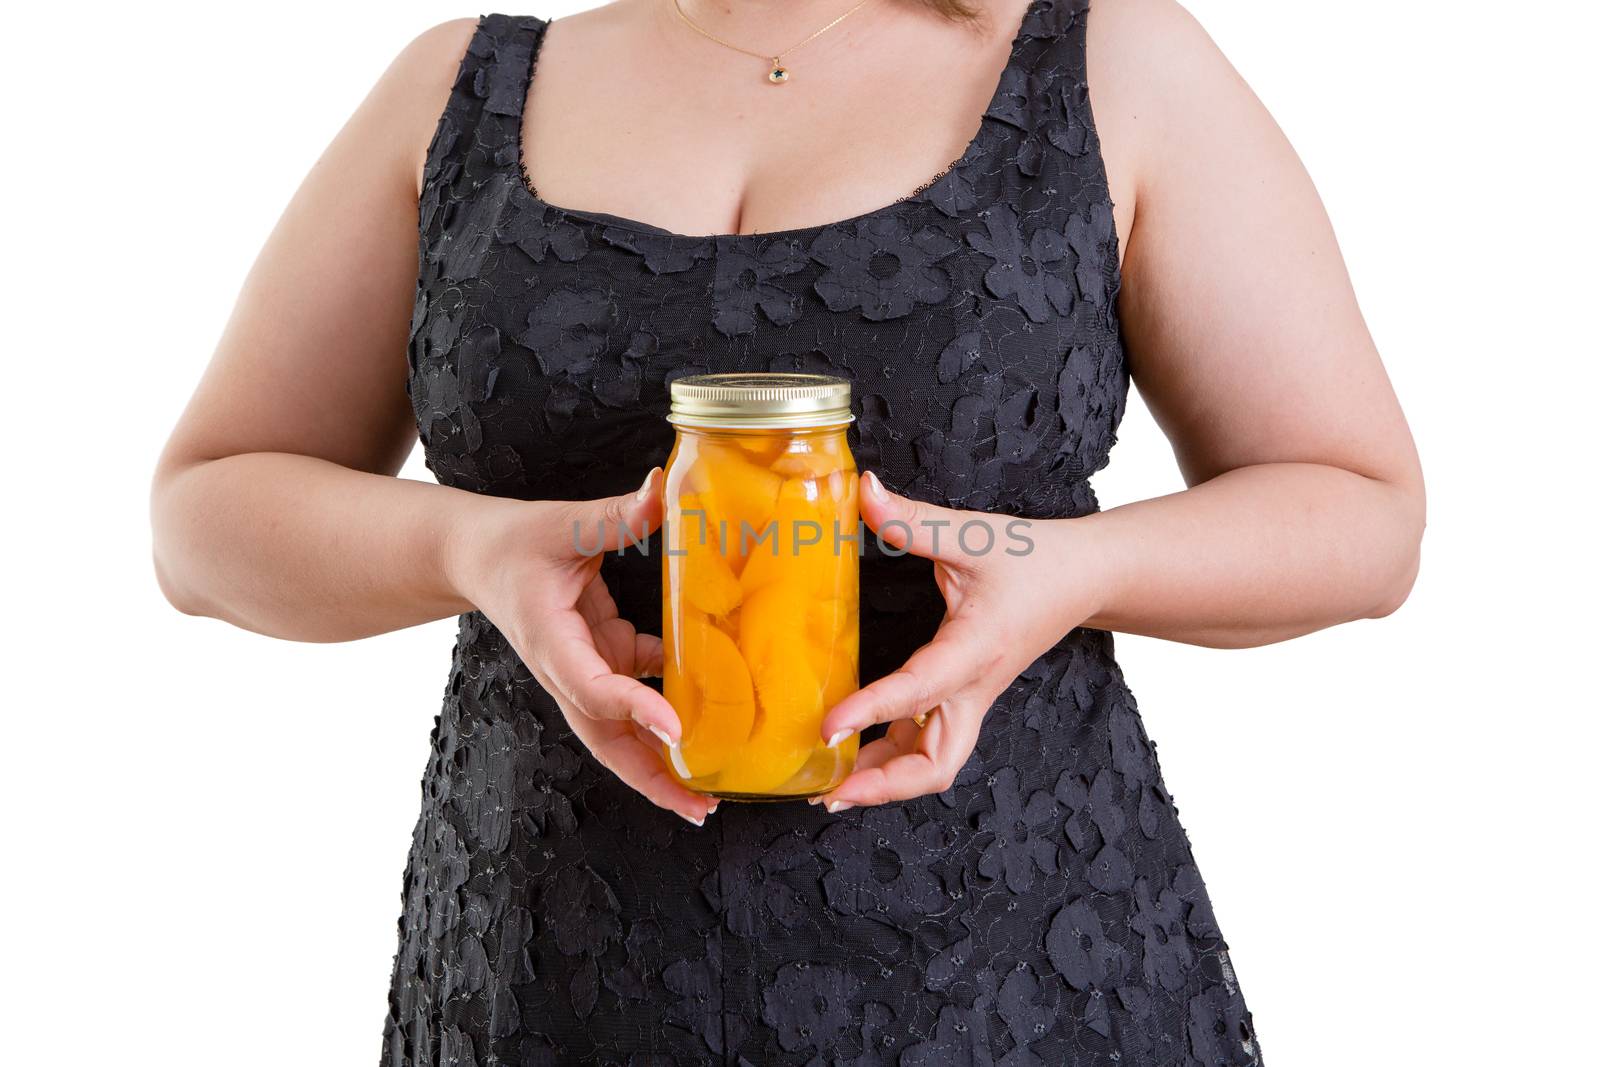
(676, 492), (742, 617)
(733, 434), (789, 466)
(662, 619), (696, 736)
(825, 467), (859, 525)
(735, 583), (788, 675)
(770, 736), (858, 796)
(676, 610), (756, 779)
(807, 602), (858, 703)
(769, 433), (853, 479)
(818, 644), (858, 714)
(806, 597), (854, 651)
(714, 641), (825, 794)
(738, 478), (842, 596)
(685, 443), (783, 531)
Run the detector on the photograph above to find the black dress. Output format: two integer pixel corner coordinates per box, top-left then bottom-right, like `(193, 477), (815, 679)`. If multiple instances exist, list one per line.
(388, 4), (1261, 1064)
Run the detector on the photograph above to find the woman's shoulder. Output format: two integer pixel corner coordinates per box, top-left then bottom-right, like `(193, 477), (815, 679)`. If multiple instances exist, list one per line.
(380, 18), (485, 119)
(390, 13), (547, 82)
(1085, 0), (1265, 227)
(401, 16), (488, 68)
(1087, 0), (1232, 87)
(396, 3), (646, 77)
(367, 17), (520, 196)
(1086, 0), (1259, 137)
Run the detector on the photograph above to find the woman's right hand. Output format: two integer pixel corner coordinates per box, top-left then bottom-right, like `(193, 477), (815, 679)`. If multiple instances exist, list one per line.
(445, 468), (716, 826)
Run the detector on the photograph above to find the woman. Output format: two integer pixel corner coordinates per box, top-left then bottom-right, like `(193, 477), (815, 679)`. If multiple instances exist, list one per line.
(151, 0), (1424, 1061)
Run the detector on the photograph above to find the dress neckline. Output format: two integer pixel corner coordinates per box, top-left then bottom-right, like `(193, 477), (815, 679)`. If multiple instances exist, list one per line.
(509, 0), (1046, 242)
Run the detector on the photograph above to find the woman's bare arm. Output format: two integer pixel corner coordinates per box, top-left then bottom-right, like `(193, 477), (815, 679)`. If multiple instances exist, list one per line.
(150, 19), (711, 821)
(150, 20), (482, 641)
(1075, 0), (1424, 647)
(819, 0), (1425, 805)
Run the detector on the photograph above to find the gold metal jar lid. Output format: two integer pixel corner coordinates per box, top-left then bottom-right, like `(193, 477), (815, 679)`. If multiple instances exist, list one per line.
(667, 373), (854, 429)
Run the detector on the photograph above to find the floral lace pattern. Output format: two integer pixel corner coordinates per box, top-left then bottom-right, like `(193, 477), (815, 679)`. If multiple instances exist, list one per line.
(388, 4), (1260, 1064)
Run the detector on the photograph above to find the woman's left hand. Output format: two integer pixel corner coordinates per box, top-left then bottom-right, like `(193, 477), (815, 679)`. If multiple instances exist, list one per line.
(814, 471), (1106, 812)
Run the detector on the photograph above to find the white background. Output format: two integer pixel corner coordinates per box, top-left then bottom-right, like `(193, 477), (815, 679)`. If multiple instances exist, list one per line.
(3, 1), (1596, 1063)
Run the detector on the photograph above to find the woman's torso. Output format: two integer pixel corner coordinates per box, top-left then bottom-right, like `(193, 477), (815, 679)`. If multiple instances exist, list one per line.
(408, 0), (1127, 656)
(388, 5), (1259, 1064)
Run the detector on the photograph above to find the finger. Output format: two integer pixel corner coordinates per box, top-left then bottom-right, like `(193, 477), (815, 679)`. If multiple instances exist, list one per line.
(821, 704), (983, 810)
(859, 470), (988, 565)
(845, 718), (922, 775)
(634, 632), (664, 678)
(555, 467), (663, 557)
(579, 725), (718, 826)
(576, 575), (620, 630)
(578, 580), (659, 678)
(591, 616), (637, 675)
(539, 613), (682, 742)
(820, 614), (990, 740)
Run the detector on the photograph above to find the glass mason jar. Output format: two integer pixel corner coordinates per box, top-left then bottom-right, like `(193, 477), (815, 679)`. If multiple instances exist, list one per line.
(659, 373), (860, 800)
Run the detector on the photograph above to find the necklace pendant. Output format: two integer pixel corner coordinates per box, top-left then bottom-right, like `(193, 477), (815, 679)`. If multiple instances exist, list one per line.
(767, 59), (789, 84)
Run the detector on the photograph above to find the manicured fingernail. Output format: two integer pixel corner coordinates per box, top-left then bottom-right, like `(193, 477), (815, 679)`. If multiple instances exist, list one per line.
(682, 812), (704, 827)
(706, 800), (720, 814)
(666, 742), (693, 780)
(647, 725), (674, 748)
(807, 796), (822, 806)
(635, 467), (660, 501)
(862, 470), (883, 500)
(825, 801), (854, 814)
(826, 729), (852, 749)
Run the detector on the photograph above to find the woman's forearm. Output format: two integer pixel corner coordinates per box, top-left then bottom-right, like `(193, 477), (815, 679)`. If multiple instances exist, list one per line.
(154, 450), (1422, 651)
(151, 452), (489, 642)
(1068, 462), (1425, 648)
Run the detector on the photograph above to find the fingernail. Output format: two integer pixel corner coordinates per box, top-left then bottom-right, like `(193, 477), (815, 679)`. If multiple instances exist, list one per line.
(682, 812), (704, 827)
(826, 729), (852, 749)
(862, 470), (883, 500)
(666, 742), (693, 780)
(647, 725), (674, 748)
(825, 800), (854, 814)
(706, 800), (720, 815)
(635, 467), (660, 502)
(807, 796), (822, 806)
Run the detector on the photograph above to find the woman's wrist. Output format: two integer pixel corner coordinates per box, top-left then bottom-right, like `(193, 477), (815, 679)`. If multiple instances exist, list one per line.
(439, 490), (526, 612)
(1037, 512), (1126, 636)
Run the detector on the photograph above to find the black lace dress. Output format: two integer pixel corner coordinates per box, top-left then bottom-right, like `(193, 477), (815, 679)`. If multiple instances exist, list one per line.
(387, 4), (1260, 1064)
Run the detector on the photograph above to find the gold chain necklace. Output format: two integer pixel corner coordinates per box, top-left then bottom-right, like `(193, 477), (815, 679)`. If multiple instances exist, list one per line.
(670, 0), (877, 84)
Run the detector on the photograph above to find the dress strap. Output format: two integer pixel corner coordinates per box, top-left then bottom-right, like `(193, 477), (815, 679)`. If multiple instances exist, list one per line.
(420, 14), (548, 218)
(972, 0), (1120, 336)
(982, 0), (1102, 177)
